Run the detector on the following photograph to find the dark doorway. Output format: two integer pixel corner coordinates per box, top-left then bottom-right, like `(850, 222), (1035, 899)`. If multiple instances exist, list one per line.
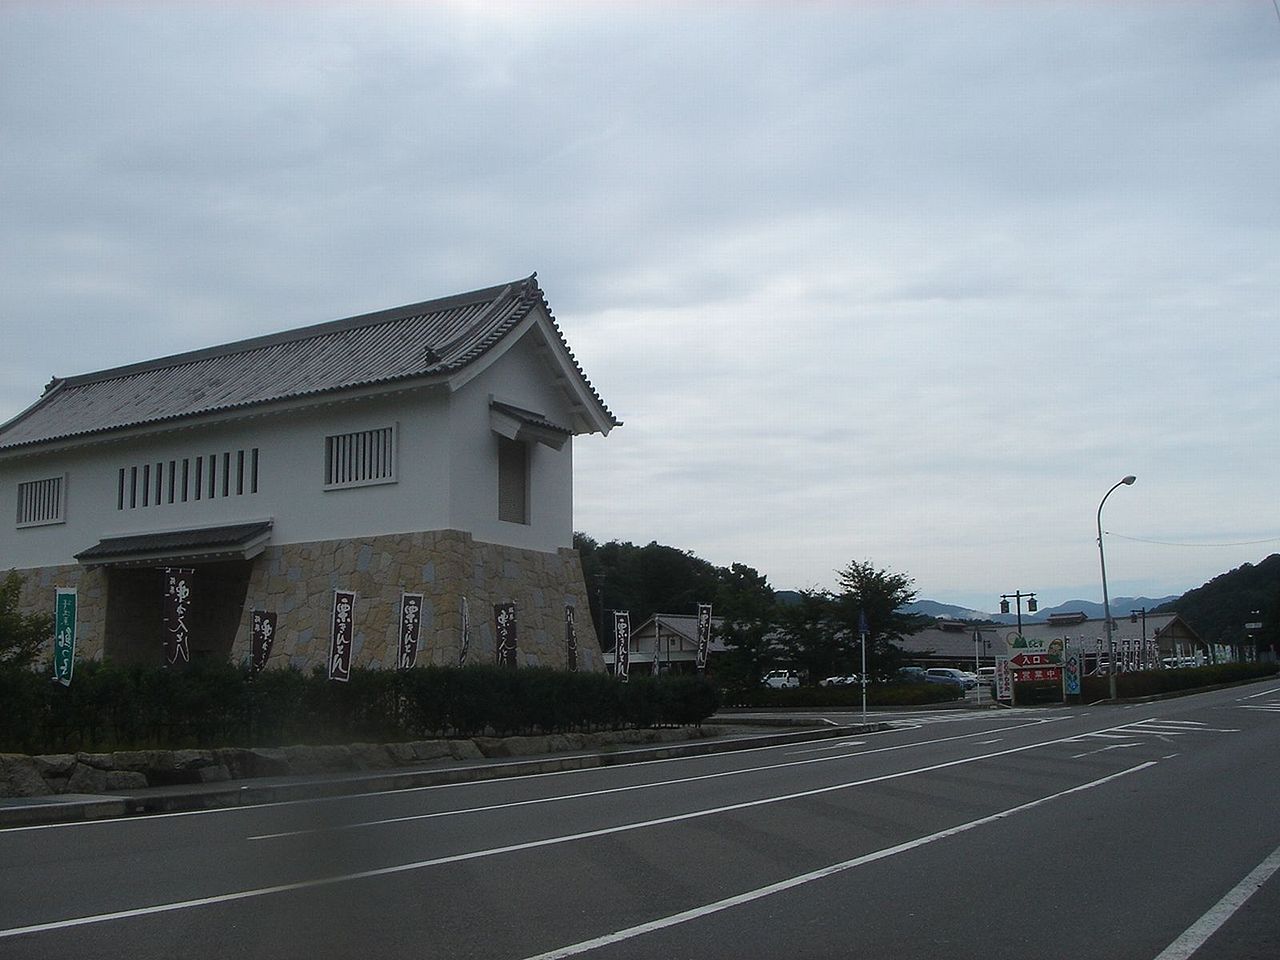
(104, 559), (254, 666)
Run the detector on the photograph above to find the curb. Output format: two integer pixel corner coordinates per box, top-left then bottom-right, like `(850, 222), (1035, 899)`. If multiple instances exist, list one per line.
(0, 723), (887, 829)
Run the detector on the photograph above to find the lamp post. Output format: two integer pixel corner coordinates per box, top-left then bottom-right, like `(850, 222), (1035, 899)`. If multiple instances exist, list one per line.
(1097, 475), (1136, 700)
(999, 591), (1038, 638)
(1130, 607), (1149, 669)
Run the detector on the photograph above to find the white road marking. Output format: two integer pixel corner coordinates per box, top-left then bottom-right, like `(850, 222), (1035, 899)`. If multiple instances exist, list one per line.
(1152, 842), (1280, 960)
(976, 739), (1003, 744)
(1239, 686), (1280, 700)
(1071, 743), (1140, 759)
(256, 718), (1065, 840)
(520, 762), (1159, 960)
(0, 721), (1158, 938)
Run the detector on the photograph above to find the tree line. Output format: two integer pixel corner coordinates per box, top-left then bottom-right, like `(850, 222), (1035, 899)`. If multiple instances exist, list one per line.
(574, 533), (930, 684)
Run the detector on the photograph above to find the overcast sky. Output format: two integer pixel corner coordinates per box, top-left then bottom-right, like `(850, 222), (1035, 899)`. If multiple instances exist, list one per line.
(2, 1), (1278, 612)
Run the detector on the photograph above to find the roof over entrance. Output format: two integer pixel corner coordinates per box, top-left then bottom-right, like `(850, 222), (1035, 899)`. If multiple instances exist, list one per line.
(0, 274), (618, 452)
(75, 520), (274, 568)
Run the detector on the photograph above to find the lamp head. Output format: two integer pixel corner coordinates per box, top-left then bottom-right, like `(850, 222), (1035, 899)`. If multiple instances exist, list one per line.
(1122, 475), (1136, 485)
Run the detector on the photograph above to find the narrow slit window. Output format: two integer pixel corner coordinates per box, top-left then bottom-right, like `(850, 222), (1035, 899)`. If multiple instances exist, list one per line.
(236, 450), (245, 496)
(181, 459), (189, 502)
(222, 451), (230, 497)
(208, 453), (216, 499)
(117, 468), (125, 510)
(251, 448), (259, 493)
(167, 460), (176, 504)
(142, 464), (150, 507)
(194, 457), (203, 500)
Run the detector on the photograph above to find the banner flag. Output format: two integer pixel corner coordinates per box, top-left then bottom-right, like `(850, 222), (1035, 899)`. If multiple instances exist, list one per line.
(329, 589), (356, 681)
(995, 655), (1012, 701)
(652, 615), (662, 676)
(459, 596), (470, 666)
(53, 588), (77, 686)
(614, 610), (631, 681)
(162, 568), (194, 666)
(1064, 641), (1082, 695)
(696, 603), (712, 673)
(251, 610), (277, 674)
(398, 594), (423, 670)
(495, 602), (518, 669)
(565, 604), (578, 672)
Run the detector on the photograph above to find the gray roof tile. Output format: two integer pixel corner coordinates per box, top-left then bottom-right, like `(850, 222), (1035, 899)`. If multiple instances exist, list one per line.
(0, 274), (618, 451)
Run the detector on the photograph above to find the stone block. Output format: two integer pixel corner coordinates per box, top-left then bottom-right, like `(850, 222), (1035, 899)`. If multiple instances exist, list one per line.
(75, 752), (116, 771)
(349, 743), (395, 770)
(448, 740), (484, 761)
(408, 740), (453, 762)
(170, 749), (216, 770)
(66, 762), (111, 794)
(32, 754), (77, 778)
(197, 765), (232, 783)
(0, 754), (50, 797)
(105, 770), (149, 791)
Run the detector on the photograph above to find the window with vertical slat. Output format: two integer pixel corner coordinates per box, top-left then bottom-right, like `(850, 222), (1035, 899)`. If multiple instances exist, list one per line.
(324, 425), (397, 489)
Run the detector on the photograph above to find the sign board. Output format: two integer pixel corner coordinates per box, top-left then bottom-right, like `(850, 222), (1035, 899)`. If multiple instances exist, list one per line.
(1013, 666), (1062, 683)
(53, 588), (77, 686)
(995, 656), (1012, 700)
(1010, 652), (1061, 668)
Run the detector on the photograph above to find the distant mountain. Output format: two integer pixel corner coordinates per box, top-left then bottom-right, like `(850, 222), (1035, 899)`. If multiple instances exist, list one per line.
(902, 596), (1178, 624)
(900, 600), (993, 621)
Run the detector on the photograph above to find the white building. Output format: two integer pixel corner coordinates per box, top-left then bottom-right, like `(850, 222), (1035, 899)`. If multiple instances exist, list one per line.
(0, 274), (618, 671)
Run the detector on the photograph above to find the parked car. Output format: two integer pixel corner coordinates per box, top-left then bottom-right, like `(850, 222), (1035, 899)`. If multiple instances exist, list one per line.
(977, 666), (996, 684)
(821, 675), (860, 687)
(925, 667), (977, 690)
(762, 669), (800, 689)
(897, 666), (928, 684)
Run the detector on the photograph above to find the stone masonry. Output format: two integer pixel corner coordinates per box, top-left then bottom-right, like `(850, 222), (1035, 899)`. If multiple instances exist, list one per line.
(10, 530), (602, 672)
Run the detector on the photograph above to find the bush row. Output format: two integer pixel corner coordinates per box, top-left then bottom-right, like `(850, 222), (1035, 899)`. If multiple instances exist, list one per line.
(723, 681), (963, 709)
(1080, 661), (1278, 701)
(0, 661), (720, 754)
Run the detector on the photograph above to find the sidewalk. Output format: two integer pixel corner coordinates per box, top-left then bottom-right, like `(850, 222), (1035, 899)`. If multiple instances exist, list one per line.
(0, 721), (885, 829)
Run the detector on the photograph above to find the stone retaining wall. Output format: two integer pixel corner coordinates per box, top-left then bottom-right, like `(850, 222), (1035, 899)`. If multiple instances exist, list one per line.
(0, 727), (713, 798)
(9, 529), (602, 673)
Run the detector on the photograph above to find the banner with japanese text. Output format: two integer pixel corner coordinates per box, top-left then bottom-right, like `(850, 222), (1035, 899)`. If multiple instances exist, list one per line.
(565, 604), (578, 672)
(696, 603), (712, 673)
(495, 602), (518, 668)
(329, 589), (356, 681)
(614, 610), (631, 681)
(399, 593), (423, 670)
(53, 588), (77, 686)
(251, 610), (277, 675)
(162, 568), (194, 666)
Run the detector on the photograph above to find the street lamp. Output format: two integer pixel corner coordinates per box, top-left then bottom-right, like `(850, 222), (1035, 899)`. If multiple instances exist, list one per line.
(1098, 475), (1136, 700)
(999, 591), (1038, 637)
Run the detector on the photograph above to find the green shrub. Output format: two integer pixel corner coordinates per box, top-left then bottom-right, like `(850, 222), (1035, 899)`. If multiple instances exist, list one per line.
(721, 681), (962, 709)
(0, 661), (719, 753)
(1081, 661), (1277, 701)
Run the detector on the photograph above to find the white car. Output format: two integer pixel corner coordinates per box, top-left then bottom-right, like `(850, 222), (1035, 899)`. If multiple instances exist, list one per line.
(821, 675), (860, 687)
(762, 670), (800, 689)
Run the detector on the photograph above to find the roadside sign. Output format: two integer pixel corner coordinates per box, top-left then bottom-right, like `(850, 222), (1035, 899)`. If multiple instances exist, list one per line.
(1012, 667), (1062, 683)
(1009, 652), (1060, 668)
(995, 656), (1012, 700)
(1064, 643), (1082, 696)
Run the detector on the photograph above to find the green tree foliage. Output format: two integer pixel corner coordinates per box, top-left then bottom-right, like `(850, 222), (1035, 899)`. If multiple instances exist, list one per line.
(773, 588), (848, 681)
(831, 560), (930, 678)
(713, 562), (778, 685)
(1153, 554), (1280, 652)
(0, 570), (52, 671)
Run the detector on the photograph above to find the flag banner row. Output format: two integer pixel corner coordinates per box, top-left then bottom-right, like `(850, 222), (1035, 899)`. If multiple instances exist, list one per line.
(162, 568), (194, 666)
(696, 603), (712, 673)
(614, 610), (631, 681)
(251, 610), (277, 674)
(495, 602), (518, 669)
(399, 593), (423, 670)
(53, 588), (77, 686)
(459, 596), (470, 666)
(329, 589), (357, 682)
(565, 604), (578, 672)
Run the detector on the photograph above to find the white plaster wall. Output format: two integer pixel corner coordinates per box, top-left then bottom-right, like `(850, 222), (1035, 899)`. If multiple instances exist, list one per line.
(0, 388), (457, 569)
(447, 327), (576, 553)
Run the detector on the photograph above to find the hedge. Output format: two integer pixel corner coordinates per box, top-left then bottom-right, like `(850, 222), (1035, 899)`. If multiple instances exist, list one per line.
(0, 661), (719, 754)
(1081, 661), (1278, 702)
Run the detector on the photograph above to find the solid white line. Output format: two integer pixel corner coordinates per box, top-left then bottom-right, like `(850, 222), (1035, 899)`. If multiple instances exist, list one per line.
(250, 718), (1065, 840)
(520, 762), (1159, 960)
(0, 720), (1148, 939)
(1152, 842), (1280, 960)
(1239, 686), (1280, 700)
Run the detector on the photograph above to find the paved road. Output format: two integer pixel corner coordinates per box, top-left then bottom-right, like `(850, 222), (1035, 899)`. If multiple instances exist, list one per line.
(3, 683), (1278, 959)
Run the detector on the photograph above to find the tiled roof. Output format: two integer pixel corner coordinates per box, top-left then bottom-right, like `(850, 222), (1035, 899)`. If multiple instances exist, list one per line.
(75, 520), (274, 565)
(0, 274), (618, 451)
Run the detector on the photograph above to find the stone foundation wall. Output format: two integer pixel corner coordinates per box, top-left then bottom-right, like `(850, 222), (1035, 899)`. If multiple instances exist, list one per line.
(9, 530), (602, 673)
(12, 563), (108, 663)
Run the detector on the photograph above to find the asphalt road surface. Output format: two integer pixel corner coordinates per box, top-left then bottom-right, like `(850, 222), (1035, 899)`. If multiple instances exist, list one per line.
(3, 682), (1279, 959)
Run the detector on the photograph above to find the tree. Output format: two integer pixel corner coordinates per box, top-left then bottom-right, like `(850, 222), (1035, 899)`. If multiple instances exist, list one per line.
(0, 571), (52, 671)
(772, 588), (850, 682)
(831, 560), (929, 678)
(714, 562), (778, 685)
